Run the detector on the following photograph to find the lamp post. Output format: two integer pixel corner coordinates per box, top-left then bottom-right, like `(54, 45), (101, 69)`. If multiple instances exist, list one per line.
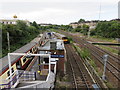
(102, 54), (108, 80)
(8, 53), (12, 88)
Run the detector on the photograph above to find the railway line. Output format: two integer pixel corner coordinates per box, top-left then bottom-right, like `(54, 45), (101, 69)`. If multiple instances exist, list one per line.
(74, 37), (120, 80)
(72, 33), (119, 65)
(65, 44), (94, 89)
(60, 31), (120, 87)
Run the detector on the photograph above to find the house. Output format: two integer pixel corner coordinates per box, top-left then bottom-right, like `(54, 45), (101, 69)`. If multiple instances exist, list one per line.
(0, 15), (30, 26)
(69, 21), (98, 29)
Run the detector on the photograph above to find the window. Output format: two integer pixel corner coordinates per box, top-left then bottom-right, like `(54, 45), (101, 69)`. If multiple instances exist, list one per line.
(7, 68), (14, 77)
(16, 61), (20, 65)
(16, 61), (21, 69)
(7, 71), (10, 76)
(30, 49), (32, 53)
(12, 68), (14, 73)
(23, 57), (27, 63)
(44, 58), (49, 63)
(62, 37), (68, 39)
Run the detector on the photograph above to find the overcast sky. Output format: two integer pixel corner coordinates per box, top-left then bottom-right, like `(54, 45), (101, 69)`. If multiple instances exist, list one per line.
(0, 0), (119, 25)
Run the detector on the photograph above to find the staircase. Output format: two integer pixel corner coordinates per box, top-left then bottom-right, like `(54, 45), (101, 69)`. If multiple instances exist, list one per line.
(18, 70), (36, 82)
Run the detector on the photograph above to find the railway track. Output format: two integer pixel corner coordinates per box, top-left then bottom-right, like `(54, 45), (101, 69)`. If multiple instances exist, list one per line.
(60, 31), (120, 87)
(74, 38), (120, 80)
(65, 44), (93, 89)
(71, 32), (119, 65)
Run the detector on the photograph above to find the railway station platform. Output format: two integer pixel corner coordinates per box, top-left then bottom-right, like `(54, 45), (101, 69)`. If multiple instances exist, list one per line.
(16, 36), (64, 89)
(16, 54), (56, 88)
(0, 32), (66, 89)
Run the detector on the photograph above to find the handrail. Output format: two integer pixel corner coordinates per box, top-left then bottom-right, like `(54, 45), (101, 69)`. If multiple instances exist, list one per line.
(0, 70), (36, 89)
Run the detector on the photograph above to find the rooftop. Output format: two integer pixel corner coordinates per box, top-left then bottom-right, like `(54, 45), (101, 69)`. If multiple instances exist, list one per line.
(38, 39), (64, 51)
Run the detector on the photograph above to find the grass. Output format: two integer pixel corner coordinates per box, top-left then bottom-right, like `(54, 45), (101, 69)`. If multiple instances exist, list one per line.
(105, 81), (114, 89)
(73, 44), (104, 76)
(89, 59), (98, 72)
(72, 43), (117, 88)
(96, 45), (119, 55)
(73, 44), (90, 59)
(90, 35), (117, 43)
(50, 29), (59, 33)
(68, 37), (73, 43)
(81, 48), (90, 59)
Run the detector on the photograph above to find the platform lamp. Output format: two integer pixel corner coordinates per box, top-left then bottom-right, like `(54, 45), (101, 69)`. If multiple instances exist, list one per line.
(102, 54), (108, 80)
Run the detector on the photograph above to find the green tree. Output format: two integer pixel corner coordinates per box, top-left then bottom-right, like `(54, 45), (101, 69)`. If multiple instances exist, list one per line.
(81, 24), (89, 35)
(16, 20), (27, 30)
(32, 21), (39, 29)
(78, 19), (85, 23)
(2, 20), (40, 57)
(74, 26), (82, 32)
(94, 21), (120, 38)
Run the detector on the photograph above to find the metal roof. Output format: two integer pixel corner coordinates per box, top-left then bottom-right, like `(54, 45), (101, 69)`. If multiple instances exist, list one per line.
(38, 39), (64, 50)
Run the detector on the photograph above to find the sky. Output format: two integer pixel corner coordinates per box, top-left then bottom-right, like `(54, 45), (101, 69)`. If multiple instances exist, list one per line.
(0, 0), (119, 25)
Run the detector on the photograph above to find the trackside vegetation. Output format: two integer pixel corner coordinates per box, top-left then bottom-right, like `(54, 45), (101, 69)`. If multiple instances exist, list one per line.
(36, 19), (120, 39)
(1, 20), (40, 58)
(91, 21), (120, 38)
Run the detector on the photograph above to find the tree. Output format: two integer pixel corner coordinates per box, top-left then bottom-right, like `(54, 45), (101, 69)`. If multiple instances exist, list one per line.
(2, 20), (40, 57)
(16, 20), (27, 30)
(78, 19), (85, 23)
(74, 26), (82, 32)
(81, 24), (89, 35)
(94, 21), (120, 38)
(32, 21), (39, 29)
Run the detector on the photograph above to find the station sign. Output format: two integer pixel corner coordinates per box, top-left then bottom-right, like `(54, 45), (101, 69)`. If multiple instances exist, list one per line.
(51, 55), (64, 58)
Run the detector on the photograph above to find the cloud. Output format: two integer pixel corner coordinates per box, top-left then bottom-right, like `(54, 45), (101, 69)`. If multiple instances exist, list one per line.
(0, 0), (119, 3)
(0, 1), (119, 24)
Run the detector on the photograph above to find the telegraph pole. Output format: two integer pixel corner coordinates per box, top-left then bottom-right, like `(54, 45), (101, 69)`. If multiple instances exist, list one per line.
(7, 32), (12, 87)
(99, 2), (101, 20)
(7, 32), (10, 53)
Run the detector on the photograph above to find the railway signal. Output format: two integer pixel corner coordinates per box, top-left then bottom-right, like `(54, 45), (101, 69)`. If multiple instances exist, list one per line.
(102, 54), (108, 80)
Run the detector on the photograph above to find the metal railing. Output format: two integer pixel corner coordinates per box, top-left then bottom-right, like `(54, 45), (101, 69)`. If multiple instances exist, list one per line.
(0, 70), (36, 89)
(0, 70), (19, 89)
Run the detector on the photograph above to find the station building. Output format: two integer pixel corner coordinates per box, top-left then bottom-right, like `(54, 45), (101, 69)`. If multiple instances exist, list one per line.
(38, 39), (65, 76)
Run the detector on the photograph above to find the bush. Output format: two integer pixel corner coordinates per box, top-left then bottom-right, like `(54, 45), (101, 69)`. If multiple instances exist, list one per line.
(2, 20), (40, 57)
(95, 21), (120, 38)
